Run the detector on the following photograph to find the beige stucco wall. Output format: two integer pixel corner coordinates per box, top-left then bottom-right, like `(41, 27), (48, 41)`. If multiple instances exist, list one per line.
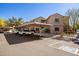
(47, 13), (64, 34)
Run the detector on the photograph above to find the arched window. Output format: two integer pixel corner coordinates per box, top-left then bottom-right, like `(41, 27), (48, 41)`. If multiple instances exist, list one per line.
(55, 27), (59, 31)
(55, 18), (59, 22)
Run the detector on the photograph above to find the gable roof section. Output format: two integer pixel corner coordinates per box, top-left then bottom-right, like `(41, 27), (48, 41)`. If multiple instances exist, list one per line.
(46, 13), (63, 22)
(50, 13), (63, 16)
(30, 16), (46, 22)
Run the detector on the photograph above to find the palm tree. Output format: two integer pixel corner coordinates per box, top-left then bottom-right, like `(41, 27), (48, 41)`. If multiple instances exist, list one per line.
(15, 17), (24, 27)
(8, 17), (16, 27)
(7, 17), (24, 27)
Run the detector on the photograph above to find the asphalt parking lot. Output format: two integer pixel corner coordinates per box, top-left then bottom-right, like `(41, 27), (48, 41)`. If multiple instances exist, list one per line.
(0, 33), (79, 56)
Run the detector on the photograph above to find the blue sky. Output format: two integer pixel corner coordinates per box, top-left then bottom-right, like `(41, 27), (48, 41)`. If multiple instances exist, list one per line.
(0, 3), (79, 21)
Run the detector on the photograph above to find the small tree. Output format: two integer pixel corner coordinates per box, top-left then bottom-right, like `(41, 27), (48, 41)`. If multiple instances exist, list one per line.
(0, 18), (6, 28)
(66, 8), (79, 33)
(76, 24), (79, 29)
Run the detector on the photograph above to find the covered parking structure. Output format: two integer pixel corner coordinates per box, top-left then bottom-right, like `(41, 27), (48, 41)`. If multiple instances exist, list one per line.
(17, 22), (51, 33)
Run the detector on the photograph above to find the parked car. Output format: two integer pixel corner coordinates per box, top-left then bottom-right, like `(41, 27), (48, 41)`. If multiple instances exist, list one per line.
(6, 29), (13, 33)
(0, 28), (5, 33)
(0, 29), (4, 33)
(16, 29), (34, 35)
(72, 34), (79, 44)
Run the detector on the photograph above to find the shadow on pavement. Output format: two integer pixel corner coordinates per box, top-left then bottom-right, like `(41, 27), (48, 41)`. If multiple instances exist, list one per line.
(4, 33), (42, 45)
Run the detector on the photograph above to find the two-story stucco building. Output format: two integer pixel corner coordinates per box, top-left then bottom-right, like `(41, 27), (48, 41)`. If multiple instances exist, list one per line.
(47, 13), (69, 34)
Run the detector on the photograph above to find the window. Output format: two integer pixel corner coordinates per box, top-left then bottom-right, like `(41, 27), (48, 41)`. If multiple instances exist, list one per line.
(41, 27), (44, 29)
(36, 28), (39, 30)
(41, 20), (46, 23)
(55, 18), (59, 22)
(55, 27), (59, 31)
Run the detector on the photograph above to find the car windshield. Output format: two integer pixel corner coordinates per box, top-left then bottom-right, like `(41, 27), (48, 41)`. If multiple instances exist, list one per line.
(24, 30), (29, 32)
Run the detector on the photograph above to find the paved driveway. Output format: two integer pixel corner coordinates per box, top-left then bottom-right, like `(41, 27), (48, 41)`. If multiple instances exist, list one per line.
(0, 33), (79, 56)
(0, 33), (9, 46)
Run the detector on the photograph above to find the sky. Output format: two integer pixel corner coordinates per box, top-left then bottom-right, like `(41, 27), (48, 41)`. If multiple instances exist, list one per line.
(0, 3), (79, 21)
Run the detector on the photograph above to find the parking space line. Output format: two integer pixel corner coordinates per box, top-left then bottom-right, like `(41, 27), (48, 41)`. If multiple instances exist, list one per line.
(48, 41), (79, 56)
(48, 41), (63, 47)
